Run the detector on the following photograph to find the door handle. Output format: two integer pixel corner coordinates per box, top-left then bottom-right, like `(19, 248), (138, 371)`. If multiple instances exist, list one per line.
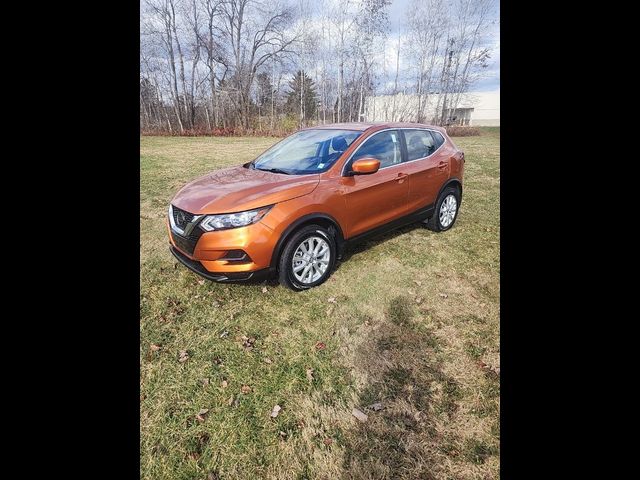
(437, 161), (448, 169)
(396, 173), (408, 183)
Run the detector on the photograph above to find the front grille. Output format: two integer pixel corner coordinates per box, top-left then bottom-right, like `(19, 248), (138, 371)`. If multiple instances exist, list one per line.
(172, 205), (195, 230)
(171, 228), (204, 256)
(170, 205), (204, 255)
(172, 232), (197, 255)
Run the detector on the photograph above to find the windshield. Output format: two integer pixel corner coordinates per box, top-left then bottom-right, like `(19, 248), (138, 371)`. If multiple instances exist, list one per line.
(252, 129), (362, 175)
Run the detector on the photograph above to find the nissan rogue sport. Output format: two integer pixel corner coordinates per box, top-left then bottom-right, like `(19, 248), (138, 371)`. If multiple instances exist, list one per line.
(168, 122), (465, 290)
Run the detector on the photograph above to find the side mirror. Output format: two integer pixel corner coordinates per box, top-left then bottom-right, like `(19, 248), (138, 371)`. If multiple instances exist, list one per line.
(350, 158), (380, 175)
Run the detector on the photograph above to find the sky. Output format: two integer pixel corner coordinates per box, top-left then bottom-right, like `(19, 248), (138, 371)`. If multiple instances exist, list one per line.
(386, 0), (500, 92)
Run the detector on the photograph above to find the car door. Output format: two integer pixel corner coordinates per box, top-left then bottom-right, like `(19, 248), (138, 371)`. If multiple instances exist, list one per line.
(401, 129), (450, 212)
(340, 129), (410, 237)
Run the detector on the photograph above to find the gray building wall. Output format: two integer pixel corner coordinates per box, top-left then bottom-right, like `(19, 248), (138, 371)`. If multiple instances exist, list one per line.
(364, 89), (500, 126)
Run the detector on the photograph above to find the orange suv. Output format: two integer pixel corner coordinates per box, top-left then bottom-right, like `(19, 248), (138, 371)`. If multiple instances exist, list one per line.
(168, 122), (464, 290)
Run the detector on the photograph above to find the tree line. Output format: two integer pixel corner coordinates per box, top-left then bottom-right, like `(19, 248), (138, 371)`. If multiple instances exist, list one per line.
(140, 0), (496, 135)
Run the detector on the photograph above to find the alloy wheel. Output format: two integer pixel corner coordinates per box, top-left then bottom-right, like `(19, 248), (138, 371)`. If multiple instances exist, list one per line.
(439, 194), (457, 228)
(292, 236), (331, 284)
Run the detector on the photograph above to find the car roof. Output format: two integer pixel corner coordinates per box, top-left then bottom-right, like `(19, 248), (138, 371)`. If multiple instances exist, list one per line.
(304, 122), (446, 134)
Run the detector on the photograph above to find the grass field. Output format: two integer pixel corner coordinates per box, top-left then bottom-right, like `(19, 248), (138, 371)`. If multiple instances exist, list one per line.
(140, 128), (500, 479)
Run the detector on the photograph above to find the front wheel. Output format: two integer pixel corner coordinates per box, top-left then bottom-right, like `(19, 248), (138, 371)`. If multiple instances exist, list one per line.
(278, 225), (336, 291)
(425, 186), (461, 232)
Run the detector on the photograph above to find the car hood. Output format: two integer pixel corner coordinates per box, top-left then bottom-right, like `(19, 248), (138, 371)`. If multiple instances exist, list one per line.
(171, 165), (320, 214)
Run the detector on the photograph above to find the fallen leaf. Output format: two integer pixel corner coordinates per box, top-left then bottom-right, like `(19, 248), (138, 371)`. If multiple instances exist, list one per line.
(207, 472), (220, 480)
(414, 280), (422, 287)
(264, 357), (273, 364)
(315, 341), (326, 350)
(241, 385), (252, 394)
(271, 404), (281, 418)
(227, 395), (234, 406)
(279, 431), (287, 440)
(212, 357), (223, 365)
(212, 300), (220, 307)
(178, 350), (189, 362)
(242, 336), (256, 350)
(352, 408), (368, 423)
(323, 438), (333, 446)
(306, 368), (315, 383)
(221, 380), (228, 388)
(262, 286), (268, 293)
(219, 330), (229, 339)
(439, 293), (448, 299)
(202, 378), (210, 386)
(328, 297), (337, 304)
(198, 279), (205, 285)
(415, 297), (423, 304)
(195, 408), (209, 422)
(150, 344), (161, 352)
(367, 402), (384, 411)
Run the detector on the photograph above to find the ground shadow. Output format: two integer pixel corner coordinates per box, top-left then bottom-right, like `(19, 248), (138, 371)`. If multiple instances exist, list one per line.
(340, 295), (465, 479)
(333, 223), (425, 274)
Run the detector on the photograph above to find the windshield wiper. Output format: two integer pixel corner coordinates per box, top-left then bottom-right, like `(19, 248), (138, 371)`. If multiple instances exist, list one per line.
(256, 167), (291, 175)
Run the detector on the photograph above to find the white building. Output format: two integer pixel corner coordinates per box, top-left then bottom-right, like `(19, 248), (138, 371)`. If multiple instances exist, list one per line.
(364, 89), (500, 126)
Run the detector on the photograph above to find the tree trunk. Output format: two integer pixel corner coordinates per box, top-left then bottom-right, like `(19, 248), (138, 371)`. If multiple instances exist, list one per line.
(392, 34), (401, 121)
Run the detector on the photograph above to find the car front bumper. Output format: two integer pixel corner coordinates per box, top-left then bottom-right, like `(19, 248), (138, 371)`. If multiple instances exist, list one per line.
(169, 246), (272, 282)
(167, 218), (277, 281)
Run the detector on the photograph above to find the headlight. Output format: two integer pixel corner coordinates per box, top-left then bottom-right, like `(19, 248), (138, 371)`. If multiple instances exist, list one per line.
(199, 206), (272, 232)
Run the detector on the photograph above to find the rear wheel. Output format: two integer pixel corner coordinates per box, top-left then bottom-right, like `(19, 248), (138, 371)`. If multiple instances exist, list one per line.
(425, 186), (461, 232)
(278, 225), (336, 291)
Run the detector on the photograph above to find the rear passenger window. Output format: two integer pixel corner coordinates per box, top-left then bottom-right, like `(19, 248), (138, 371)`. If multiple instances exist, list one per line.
(352, 130), (402, 168)
(404, 130), (436, 160)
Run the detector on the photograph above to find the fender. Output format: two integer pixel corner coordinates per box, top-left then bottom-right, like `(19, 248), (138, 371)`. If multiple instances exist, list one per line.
(436, 177), (463, 203)
(269, 213), (345, 269)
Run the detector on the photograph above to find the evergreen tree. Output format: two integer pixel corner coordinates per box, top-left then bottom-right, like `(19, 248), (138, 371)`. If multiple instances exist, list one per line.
(285, 70), (318, 123)
(255, 72), (273, 110)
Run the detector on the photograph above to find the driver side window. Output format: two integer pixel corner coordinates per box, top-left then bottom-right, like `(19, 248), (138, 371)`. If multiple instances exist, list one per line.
(352, 130), (402, 168)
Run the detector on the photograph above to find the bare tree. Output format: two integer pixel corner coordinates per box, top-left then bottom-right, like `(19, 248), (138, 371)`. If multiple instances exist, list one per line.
(217, 0), (297, 129)
(406, 0), (447, 122)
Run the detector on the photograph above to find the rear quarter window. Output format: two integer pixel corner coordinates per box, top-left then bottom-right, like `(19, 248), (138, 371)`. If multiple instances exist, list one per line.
(431, 131), (445, 149)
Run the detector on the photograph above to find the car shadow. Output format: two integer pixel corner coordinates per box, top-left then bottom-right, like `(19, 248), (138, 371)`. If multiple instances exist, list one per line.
(333, 222), (425, 274)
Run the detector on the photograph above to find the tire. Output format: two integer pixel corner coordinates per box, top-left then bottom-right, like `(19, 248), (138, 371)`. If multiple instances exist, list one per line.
(425, 186), (461, 232)
(278, 224), (337, 291)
